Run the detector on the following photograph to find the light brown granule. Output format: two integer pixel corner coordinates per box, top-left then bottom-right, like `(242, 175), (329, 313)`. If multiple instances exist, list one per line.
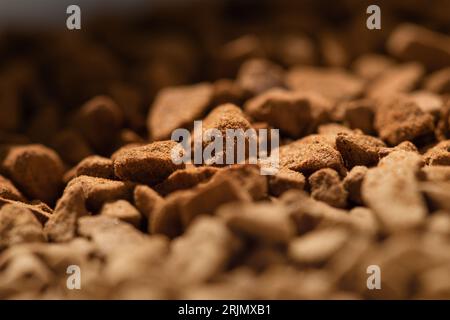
(100, 200), (142, 228)
(268, 168), (306, 197)
(113, 140), (185, 185)
(147, 83), (213, 141)
(244, 88), (331, 138)
(236, 58), (284, 96)
(423, 140), (450, 166)
(308, 168), (348, 208)
(0, 203), (45, 249)
(286, 66), (364, 102)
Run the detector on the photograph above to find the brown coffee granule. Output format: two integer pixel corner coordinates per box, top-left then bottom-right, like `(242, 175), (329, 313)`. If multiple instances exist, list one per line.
(100, 200), (142, 228)
(279, 139), (345, 175)
(374, 95), (435, 145)
(308, 168), (348, 208)
(218, 202), (296, 244)
(424, 67), (450, 94)
(154, 166), (219, 196)
(387, 23), (450, 70)
(343, 165), (368, 205)
(44, 184), (88, 242)
(336, 132), (386, 168)
(286, 67), (364, 102)
(288, 228), (349, 266)
(2, 144), (64, 205)
(51, 129), (93, 165)
(113, 140), (185, 185)
(66, 175), (134, 212)
(0, 203), (45, 249)
(423, 140), (450, 165)
(362, 150), (427, 232)
(268, 168), (306, 197)
(367, 63), (424, 99)
(133, 185), (163, 220)
(244, 88), (331, 138)
(351, 54), (395, 81)
(147, 83), (213, 141)
(0, 175), (26, 202)
(74, 95), (124, 154)
(420, 165), (450, 182)
(74, 155), (115, 180)
(236, 58), (284, 96)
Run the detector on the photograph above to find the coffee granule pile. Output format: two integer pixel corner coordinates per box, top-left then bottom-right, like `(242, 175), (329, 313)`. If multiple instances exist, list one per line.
(0, 0), (450, 299)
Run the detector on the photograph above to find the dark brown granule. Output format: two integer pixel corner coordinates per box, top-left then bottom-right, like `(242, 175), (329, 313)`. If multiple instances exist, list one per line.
(2, 144), (64, 205)
(423, 140), (450, 166)
(268, 168), (306, 197)
(343, 166), (368, 205)
(74, 155), (115, 179)
(336, 132), (386, 168)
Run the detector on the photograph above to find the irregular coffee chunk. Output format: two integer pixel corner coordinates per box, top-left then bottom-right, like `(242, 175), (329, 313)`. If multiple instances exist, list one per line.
(0, 204), (45, 249)
(343, 166), (368, 205)
(340, 99), (376, 134)
(154, 166), (219, 196)
(218, 202), (296, 244)
(348, 207), (378, 236)
(423, 140), (450, 166)
(0, 175), (25, 201)
(424, 67), (450, 94)
(374, 96), (435, 145)
(351, 54), (395, 81)
(100, 200), (142, 228)
(199, 104), (253, 165)
(420, 181), (450, 211)
(212, 79), (247, 106)
(367, 63), (424, 99)
(378, 141), (419, 159)
(147, 83), (213, 141)
(274, 34), (316, 66)
(362, 151), (427, 231)
(317, 124), (355, 135)
(134, 185), (164, 219)
(113, 140), (185, 185)
(408, 91), (443, 117)
(51, 129), (93, 165)
(44, 184), (88, 242)
(336, 132), (386, 168)
(308, 168), (348, 208)
(268, 168), (305, 196)
(166, 216), (242, 285)
(288, 228), (349, 266)
(387, 24), (450, 70)
(2, 144), (64, 204)
(77, 215), (149, 255)
(178, 174), (251, 227)
(244, 88), (331, 138)
(0, 198), (52, 224)
(279, 139), (345, 175)
(286, 67), (364, 102)
(282, 191), (352, 234)
(66, 175), (134, 212)
(236, 58), (284, 96)
(420, 166), (450, 182)
(435, 100), (450, 141)
(75, 95), (123, 153)
(74, 155), (114, 179)
(212, 164), (267, 200)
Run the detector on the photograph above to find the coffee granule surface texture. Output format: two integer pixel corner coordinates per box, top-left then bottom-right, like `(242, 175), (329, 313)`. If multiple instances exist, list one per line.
(0, 0), (450, 300)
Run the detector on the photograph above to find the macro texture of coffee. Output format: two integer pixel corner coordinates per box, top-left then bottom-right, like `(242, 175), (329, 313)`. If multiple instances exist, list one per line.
(0, 0), (450, 299)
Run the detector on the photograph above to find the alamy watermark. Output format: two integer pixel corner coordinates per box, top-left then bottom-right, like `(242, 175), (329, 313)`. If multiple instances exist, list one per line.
(170, 121), (280, 175)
